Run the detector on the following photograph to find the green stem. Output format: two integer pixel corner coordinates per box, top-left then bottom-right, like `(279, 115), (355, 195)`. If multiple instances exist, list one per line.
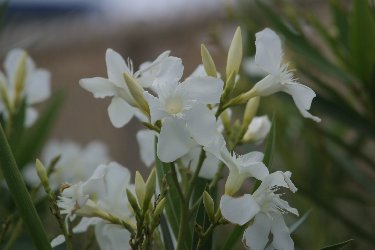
(185, 149), (206, 199)
(0, 124), (51, 250)
(4, 219), (23, 250)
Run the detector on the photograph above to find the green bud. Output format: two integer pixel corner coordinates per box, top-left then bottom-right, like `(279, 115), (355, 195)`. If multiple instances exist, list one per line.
(203, 191), (215, 222)
(123, 72), (150, 117)
(143, 168), (156, 211)
(135, 171), (146, 208)
(35, 159), (51, 195)
(226, 27), (243, 78)
(126, 189), (141, 216)
(220, 70), (236, 103)
(200, 44), (217, 77)
(153, 197), (166, 218)
(242, 96), (260, 131)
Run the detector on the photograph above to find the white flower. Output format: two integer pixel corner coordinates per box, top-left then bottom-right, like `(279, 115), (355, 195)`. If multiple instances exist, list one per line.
(144, 62), (224, 162)
(251, 28), (320, 122)
(57, 162), (134, 250)
(220, 171), (298, 250)
(23, 140), (110, 191)
(243, 57), (267, 78)
(79, 49), (173, 128)
(0, 48), (50, 127)
(204, 135), (269, 195)
(243, 115), (271, 143)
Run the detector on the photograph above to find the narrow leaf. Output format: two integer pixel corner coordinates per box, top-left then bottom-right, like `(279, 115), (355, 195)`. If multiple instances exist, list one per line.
(319, 239), (354, 250)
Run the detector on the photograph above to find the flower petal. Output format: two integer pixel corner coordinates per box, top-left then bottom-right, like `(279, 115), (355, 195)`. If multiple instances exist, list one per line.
(95, 221), (131, 250)
(255, 28), (283, 75)
(51, 234), (65, 248)
(73, 217), (101, 233)
(243, 213), (272, 250)
(26, 69), (51, 104)
(107, 97), (134, 128)
(271, 213), (294, 250)
(157, 117), (194, 162)
(220, 194), (260, 225)
(151, 56), (184, 86)
(25, 107), (38, 127)
(5, 48), (34, 86)
(136, 129), (156, 167)
(105, 49), (131, 87)
(144, 91), (167, 124)
(283, 83), (321, 122)
(184, 104), (218, 146)
(182, 76), (224, 105)
(79, 77), (116, 99)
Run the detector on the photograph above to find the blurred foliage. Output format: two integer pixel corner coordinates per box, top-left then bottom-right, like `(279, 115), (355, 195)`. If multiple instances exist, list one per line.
(230, 0), (375, 249)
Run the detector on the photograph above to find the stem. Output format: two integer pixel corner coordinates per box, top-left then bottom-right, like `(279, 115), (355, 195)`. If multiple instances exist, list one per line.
(4, 219), (23, 250)
(185, 149), (206, 199)
(170, 163), (185, 203)
(0, 124), (51, 250)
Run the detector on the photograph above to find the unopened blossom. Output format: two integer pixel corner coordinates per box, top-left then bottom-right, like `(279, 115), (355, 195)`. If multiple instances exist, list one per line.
(204, 135), (269, 195)
(57, 162), (134, 249)
(0, 48), (50, 127)
(23, 140), (110, 191)
(79, 49), (174, 127)
(220, 171), (298, 250)
(144, 61), (224, 162)
(240, 28), (320, 122)
(243, 115), (271, 143)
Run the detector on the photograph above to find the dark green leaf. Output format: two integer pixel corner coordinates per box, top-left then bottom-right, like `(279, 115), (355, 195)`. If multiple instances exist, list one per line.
(14, 92), (64, 168)
(349, 0), (375, 85)
(221, 224), (247, 250)
(319, 239), (354, 250)
(160, 215), (175, 250)
(263, 114), (276, 167)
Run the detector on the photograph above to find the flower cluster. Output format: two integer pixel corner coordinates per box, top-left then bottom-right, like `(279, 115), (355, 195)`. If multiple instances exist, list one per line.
(46, 27), (320, 250)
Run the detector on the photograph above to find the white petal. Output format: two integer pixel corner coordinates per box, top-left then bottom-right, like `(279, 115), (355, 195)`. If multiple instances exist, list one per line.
(106, 49), (131, 87)
(51, 234), (65, 248)
(184, 104), (218, 146)
(244, 116), (272, 142)
(95, 222), (131, 250)
(243, 213), (272, 250)
(252, 74), (282, 96)
(73, 217), (101, 233)
(136, 130), (156, 167)
(220, 194), (260, 225)
(157, 117), (194, 162)
(107, 97), (134, 128)
(256, 171), (297, 194)
(239, 162), (269, 181)
(26, 69), (51, 104)
(79, 77), (116, 98)
(137, 51), (172, 87)
(243, 57), (267, 77)
(271, 214), (294, 250)
(283, 83), (321, 122)
(144, 91), (167, 124)
(25, 107), (38, 127)
(151, 56), (184, 86)
(182, 76), (224, 105)
(4, 48), (31, 86)
(199, 152), (220, 179)
(255, 28), (283, 75)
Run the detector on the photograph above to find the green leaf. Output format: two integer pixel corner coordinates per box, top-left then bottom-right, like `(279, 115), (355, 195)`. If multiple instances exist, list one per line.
(221, 224), (247, 250)
(160, 215), (175, 250)
(319, 239), (354, 250)
(289, 209), (312, 233)
(263, 114), (276, 167)
(330, 0), (349, 50)
(349, 0), (375, 85)
(8, 99), (26, 150)
(14, 92), (64, 168)
(0, 124), (51, 250)
(154, 138), (182, 244)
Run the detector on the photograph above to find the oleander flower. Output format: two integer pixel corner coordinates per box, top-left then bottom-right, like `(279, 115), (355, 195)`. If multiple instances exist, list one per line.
(204, 135), (269, 195)
(243, 28), (320, 122)
(144, 62), (224, 162)
(220, 171), (298, 250)
(79, 49), (175, 127)
(0, 48), (50, 127)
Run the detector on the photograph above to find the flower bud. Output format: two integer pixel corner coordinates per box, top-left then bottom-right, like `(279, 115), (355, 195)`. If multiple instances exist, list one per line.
(135, 171), (146, 207)
(203, 191), (215, 222)
(226, 27), (243, 78)
(243, 115), (271, 143)
(153, 197), (166, 218)
(201, 44), (217, 77)
(14, 52), (28, 107)
(242, 96), (260, 130)
(143, 168), (156, 210)
(35, 159), (51, 196)
(123, 72), (150, 116)
(126, 188), (141, 216)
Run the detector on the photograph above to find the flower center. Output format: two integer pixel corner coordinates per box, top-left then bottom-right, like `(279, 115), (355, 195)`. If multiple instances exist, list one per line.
(165, 96), (183, 115)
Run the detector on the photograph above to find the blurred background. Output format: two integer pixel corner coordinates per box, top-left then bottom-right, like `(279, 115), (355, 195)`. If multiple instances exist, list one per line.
(0, 0), (374, 249)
